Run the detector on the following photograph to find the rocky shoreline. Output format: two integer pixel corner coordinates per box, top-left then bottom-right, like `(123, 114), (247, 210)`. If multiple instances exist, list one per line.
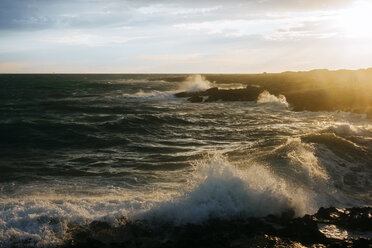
(167, 69), (372, 117)
(61, 207), (372, 248)
(174, 86), (372, 118)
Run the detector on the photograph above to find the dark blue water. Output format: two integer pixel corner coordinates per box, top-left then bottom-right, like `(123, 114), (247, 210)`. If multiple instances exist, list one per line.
(0, 74), (371, 246)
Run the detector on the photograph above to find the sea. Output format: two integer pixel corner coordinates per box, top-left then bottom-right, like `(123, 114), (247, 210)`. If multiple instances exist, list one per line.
(0, 74), (371, 247)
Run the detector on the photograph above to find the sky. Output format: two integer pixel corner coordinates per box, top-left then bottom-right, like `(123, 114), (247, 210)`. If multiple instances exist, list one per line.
(0, 0), (372, 73)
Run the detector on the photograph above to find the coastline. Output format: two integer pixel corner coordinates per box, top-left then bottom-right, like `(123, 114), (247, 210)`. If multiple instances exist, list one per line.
(60, 206), (372, 247)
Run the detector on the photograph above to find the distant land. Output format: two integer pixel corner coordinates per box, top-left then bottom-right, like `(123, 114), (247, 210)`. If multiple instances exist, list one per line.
(2, 68), (371, 116)
(168, 68), (372, 117)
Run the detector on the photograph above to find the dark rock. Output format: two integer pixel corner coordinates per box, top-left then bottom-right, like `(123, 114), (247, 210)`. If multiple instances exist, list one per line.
(279, 215), (327, 244)
(174, 91), (195, 98)
(61, 207), (372, 248)
(175, 87), (261, 103)
(315, 207), (340, 220)
(188, 95), (203, 103)
(353, 238), (372, 248)
(203, 87), (219, 95)
(315, 207), (372, 232)
(89, 221), (111, 233)
(170, 70), (372, 117)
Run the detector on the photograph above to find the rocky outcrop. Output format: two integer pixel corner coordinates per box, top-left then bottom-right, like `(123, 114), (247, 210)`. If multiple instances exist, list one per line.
(174, 86), (372, 117)
(175, 86), (262, 103)
(62, 207), (372, 248)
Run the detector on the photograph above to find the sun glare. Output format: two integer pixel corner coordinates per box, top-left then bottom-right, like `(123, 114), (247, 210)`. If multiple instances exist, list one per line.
(334, 2), (372, 38)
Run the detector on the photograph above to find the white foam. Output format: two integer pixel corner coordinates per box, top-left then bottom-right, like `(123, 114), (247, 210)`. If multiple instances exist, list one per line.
(143, 153), (314, 225)
(122, 75), (211, 101)
(274, 138), (329, 183)
(0, 191), (160, 247)
(326, 123), (372, 137)
(0, 153), (318, 246)
(1, 139), (368, 246)
(269, 137), (361, 207)
(178, 75), (211, 92)
(257, 90), (289, 108)
(122, 89), (178, 102)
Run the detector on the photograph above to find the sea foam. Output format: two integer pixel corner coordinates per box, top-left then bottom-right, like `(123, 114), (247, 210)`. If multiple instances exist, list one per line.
(122, 89), (178, 102)
(178, 75), (212, 92)
(143, 153), (314, 225)
(257, 90), (289, 108)
(122, 75), (211, 101)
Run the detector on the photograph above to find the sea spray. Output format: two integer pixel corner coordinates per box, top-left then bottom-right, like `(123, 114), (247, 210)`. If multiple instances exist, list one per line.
(257, 90), (289, 108)
(177, 75), (212, 92)
(122, 89), (179, 102)
(2, 74), (372, 247)
(272, 138), (329, 184)
(143, 153), (314, 225)
(122, 75), (211, 101)
(326, 123), (372, 136)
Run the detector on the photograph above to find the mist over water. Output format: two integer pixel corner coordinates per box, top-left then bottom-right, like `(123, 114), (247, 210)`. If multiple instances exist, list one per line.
(0, 74), (371, 247)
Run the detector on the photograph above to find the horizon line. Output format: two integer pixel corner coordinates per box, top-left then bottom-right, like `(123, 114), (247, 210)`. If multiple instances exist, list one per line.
(1, 67), (372, 75)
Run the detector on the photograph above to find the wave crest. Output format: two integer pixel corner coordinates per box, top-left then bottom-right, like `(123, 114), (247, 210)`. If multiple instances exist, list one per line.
(178, 75), (211, 92)
(257, 90), (289, 108)
(144, 153), (313, 225)
(326, 123), (372, 137)
(122, 89), (177, 101)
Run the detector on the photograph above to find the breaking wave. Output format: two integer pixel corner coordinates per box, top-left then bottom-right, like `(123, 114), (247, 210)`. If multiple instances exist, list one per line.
(0, 153), (316, 247)
(122, 75), (211, 101)
(325, 123), (372, 137)
(2, 74), (372, 247)
(122, 89), (178, 102)
(143, 153), (316, 225)
(1, 136), (371, 246)
(178, 75), (212, 92)
(257, 90), (289, 108)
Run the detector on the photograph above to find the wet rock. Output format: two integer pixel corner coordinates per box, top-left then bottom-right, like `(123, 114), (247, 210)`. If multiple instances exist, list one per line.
(315, 207), (372, 232)
(89, 221), (111, 233)
(203, 87), (219, 95)
(62, 207), (372, 248)
(175, 87), (262, 103)
(315, 207), (340, 220)
(188, 95), (203, 103)
(279, 215), (327, 244)
(174, 91), (195, 98)
(353, 238), (371, 248)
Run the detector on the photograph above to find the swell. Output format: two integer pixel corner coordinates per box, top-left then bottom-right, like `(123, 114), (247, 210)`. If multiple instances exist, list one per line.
(1, 135), (371, 246)
(0, 113), (195, 150)
(1, 74), (372, 247)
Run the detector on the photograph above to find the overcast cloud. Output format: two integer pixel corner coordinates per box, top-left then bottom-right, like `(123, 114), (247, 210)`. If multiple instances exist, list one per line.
(0, 0), (371, 73)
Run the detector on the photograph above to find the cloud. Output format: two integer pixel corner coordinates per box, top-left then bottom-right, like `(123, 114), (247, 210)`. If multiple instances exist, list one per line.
(0, 0), (370, 73)
(0, 0), (354, 31)
(43, 30), (147, 47)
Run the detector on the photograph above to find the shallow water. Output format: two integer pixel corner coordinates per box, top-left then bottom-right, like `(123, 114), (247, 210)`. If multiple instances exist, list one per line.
(0, 74), (371, 246)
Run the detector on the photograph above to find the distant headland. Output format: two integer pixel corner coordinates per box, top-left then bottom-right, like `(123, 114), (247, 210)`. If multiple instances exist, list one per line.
(167, 68), (372, 117)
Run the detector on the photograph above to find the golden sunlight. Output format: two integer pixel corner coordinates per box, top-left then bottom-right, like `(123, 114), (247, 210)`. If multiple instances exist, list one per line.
(334, 1), (372, 38)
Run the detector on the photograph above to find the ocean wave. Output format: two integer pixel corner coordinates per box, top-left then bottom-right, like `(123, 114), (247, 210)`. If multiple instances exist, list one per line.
(252, 136), (370, 208)
(177, 75), (212, 92)
(122, 90), (178, 102)
(298, 130), (371, 204)
(1, 147), (370, 246)
(122, 75), (212, 102)
(256, 90), (289, 108)
(142, 153), (314, 225)
(0, 153), (317, 246)
(302, 123), (372, 164)
(0, 190), (160, 247)
(258, 138), (347, 207)
(325, 123), (372, 137)
(106, 78), (166, 84)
